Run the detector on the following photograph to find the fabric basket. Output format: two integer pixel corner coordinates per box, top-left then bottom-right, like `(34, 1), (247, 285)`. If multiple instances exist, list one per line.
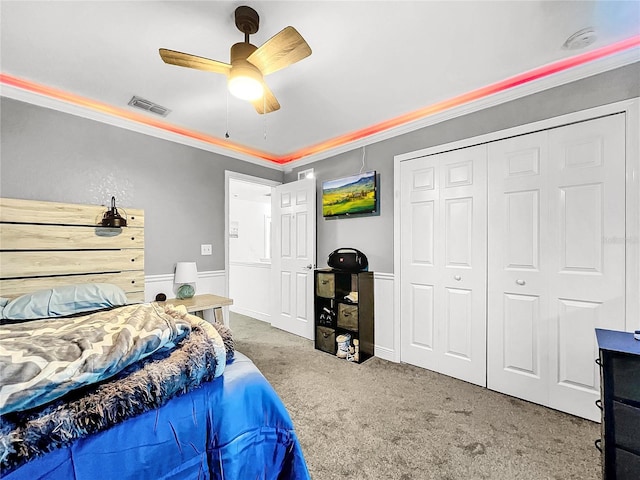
(337, 303), (358, 331)
(316, 326), (336, 354)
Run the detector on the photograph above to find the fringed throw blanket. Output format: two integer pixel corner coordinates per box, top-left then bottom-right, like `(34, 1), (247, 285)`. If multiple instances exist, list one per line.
(0, 304), (234, 473)
(0, 303), (196, 415)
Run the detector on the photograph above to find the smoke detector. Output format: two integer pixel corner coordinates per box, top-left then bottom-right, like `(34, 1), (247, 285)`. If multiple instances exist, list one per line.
(563, 27), (597, 50)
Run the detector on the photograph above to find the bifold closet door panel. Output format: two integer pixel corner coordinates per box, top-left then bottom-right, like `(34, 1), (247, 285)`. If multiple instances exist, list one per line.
(400, 145), (487, 387)
(488, 113), (627, 421)
(487, 131), (550, 406)
(437, 146), (487, 386)
(400, 154), (440, 372)
(546, 114), (626, 420)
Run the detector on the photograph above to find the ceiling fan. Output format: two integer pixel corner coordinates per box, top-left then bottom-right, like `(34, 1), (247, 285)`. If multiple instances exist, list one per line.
(159, 5), (312, 114)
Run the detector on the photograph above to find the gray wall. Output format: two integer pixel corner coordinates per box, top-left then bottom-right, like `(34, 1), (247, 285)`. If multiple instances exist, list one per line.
(285, 62), (640, 273)
(2, 63), (638, 276)
(0, 98), (283, 274)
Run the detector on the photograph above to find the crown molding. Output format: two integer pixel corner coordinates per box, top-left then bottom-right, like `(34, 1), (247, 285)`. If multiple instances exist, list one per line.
(2, 44), (637, 172)
(0, 83), (285, 172)
(283, 47), (639, 171)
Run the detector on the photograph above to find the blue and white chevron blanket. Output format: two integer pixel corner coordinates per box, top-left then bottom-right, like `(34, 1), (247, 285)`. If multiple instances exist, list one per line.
(0, 303), (234, 472)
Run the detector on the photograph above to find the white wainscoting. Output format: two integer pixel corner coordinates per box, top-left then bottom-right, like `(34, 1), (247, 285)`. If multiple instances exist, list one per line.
(144, 270), (227, 302)
(145, 270), (228, 322)
(374, 272), (397, 362)
(228, 261), (272, 323)
(145, 269), (396, 361)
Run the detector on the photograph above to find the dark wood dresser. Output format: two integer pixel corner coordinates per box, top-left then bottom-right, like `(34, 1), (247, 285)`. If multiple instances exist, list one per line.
(596, 329), (640, 480)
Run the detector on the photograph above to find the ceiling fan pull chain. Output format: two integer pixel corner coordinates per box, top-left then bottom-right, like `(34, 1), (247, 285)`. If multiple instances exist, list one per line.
(225, 90), (230, 138)
(263, 95), (267, 140)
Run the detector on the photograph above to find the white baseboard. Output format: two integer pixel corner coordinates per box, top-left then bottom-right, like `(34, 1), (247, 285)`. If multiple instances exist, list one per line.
(374, 345), (396, 363)
(229, 305), (270, 323)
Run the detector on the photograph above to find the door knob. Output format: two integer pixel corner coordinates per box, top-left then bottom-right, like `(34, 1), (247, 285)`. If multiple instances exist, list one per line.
(516, 279), (526, 286)
(454, 275), (462, 281)
(303, 264), (314, 270)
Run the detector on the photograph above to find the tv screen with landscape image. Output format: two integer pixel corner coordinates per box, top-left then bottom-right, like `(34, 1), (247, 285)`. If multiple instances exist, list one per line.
(322, 171), (377, 217)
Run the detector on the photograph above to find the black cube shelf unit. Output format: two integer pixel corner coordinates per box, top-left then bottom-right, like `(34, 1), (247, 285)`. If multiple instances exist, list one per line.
(314, 269), (374, 364)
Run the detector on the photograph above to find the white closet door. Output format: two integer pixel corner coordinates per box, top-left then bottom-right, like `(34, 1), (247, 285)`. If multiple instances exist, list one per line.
(546, 114), (626, 420)
(400, 154), (440, 372)
(488, 114), (626, 421)
(487, 131), (550, 405)
(438, 147), (487, 385)
(401, 145), (487, 387)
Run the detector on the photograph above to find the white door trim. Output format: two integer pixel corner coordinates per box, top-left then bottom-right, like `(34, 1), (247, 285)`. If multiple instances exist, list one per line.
(224, 171), (281, 301)
(394, 98), (640, 366)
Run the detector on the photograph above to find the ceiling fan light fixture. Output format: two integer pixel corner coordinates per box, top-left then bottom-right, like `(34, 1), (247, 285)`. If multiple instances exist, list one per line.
(228, 74), (263, 101)
(228, 63), (264, 101)
(160, 5), (310, 114)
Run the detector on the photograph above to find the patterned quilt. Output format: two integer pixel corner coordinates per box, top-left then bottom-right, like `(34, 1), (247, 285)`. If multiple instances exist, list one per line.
(0, 304), (233, 473)
(0, 303), (214, 415)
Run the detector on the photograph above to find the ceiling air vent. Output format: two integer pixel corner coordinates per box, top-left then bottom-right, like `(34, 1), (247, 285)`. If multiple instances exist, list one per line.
(128, 96), (170, 117)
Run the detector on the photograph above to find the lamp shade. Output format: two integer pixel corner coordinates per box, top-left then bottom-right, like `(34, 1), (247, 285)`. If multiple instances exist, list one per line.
(174, 262), (197, 284)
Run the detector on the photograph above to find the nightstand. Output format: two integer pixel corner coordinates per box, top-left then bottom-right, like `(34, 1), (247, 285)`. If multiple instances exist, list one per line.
(156, 294), (233, 325)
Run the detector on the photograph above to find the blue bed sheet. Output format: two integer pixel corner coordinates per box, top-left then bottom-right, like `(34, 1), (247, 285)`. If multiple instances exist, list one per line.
(1, 353), (310, 480)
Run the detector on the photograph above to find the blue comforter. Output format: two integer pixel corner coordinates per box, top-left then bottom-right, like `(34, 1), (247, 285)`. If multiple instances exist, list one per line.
(1, 353), (310, 480)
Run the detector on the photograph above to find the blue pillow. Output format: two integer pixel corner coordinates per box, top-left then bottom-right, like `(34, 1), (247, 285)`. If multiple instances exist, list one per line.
(1, 283), (128, 320)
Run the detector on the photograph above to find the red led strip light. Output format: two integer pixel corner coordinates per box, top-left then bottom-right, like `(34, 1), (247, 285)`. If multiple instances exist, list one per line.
(2, 35), (638, 165)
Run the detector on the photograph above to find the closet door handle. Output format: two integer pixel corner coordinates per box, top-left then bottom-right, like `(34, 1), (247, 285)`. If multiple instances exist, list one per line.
(454, 275), (462, 281)
(516, 279), (526, 286)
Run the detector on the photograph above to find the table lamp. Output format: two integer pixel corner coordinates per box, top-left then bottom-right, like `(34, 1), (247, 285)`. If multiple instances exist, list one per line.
(174, 262), (197, 299)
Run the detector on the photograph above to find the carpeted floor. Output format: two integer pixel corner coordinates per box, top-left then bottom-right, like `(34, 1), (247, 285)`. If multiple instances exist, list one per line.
(229, 312), (601, 480)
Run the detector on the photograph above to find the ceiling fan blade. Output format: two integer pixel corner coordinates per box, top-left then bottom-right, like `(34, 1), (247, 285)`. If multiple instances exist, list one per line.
(159, 48), (231, 74)
(252, 83), (280, 114)
(246, 26), (311, 76)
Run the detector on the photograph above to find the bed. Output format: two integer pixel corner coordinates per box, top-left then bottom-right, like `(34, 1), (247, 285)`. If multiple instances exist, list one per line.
(0, 198), (310, 480)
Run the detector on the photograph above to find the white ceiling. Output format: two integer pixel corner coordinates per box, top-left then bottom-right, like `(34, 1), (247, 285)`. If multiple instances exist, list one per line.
(1, 1), (639, 168)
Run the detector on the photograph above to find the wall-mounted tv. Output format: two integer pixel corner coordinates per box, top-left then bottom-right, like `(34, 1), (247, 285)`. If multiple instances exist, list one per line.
(322, 171), (377, 217)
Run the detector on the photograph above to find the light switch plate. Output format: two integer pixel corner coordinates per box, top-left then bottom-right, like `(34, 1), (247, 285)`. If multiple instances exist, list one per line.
(201, 244), (212, 256)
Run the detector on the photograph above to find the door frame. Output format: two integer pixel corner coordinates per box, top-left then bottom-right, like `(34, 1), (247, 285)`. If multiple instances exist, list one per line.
(394, 98), (640, 363)
(224, 171), (281, 304)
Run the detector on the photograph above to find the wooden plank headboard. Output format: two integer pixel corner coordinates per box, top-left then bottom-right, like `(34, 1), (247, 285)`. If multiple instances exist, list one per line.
(0, 197), (145, 303)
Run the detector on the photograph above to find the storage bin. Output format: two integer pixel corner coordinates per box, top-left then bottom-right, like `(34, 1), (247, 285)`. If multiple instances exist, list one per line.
(316, 273), (335, 298)
(615, 448), (640, 480)
(337, 303), (358, 331)
(613, 401), (640, 453)
(612, 354), (640, 401)
(316, 326), (336, 354)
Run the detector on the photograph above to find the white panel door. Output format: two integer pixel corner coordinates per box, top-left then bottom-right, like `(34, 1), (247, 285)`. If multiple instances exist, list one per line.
(488, 114), (626, 420)
(487, 131), (550, 405)
(546, 114), (626, 420)
(271, 178), (316, 339)
(400, 155), (440, 372)
(401, 145), (487, 387)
